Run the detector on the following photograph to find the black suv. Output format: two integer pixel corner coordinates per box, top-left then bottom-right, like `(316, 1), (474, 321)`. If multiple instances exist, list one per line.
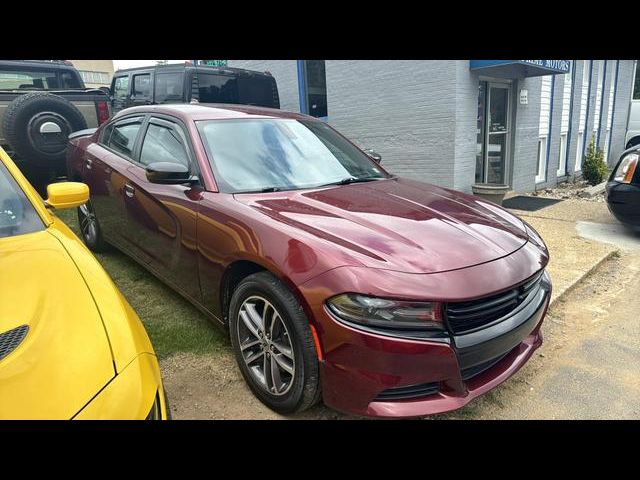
(109, 63), (280, 113)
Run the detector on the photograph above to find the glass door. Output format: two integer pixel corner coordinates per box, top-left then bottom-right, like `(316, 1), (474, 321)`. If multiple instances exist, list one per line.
(476, 82), (511, 184)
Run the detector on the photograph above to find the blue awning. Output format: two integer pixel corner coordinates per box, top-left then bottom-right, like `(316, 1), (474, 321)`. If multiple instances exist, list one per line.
(470, 60), (571, 78)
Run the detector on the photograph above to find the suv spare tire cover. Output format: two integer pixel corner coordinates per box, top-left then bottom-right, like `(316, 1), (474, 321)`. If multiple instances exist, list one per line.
(2, 92), (88, 168)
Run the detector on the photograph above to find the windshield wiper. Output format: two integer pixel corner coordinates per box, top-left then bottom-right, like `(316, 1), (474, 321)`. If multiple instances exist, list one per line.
(259, 186), (282, 192)
(327, 176), (382, 186)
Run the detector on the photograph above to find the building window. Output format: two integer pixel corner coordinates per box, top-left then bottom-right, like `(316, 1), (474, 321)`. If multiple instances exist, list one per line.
(536, 136), (547, 183)
(575, 60), (590, 170)
(603, 61), (618, 162)
(536, 76), (552, 184)
(593, 60), (605, 145)
(575, 131), (584, 172)
(79, 70), (110, 85)
(299, 60), (327, 118)
(557, 134), (568, 176)
(557, 69), (572, 177)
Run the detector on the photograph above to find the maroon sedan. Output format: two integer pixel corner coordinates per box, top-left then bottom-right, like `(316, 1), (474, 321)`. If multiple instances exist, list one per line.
(67, 104), (551, 417)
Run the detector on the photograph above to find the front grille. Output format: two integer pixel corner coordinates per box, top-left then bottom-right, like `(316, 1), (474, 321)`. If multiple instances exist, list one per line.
(445, 271), (544, 335)
(461, 350), (512, 381)
(374, 382), (440, 401)
(0, 325), (29, 361)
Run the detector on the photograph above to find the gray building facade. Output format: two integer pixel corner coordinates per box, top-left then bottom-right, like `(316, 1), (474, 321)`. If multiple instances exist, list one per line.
(227, 60), (636, 194)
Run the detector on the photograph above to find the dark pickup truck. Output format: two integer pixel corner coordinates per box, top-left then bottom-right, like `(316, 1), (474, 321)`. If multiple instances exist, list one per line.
(109, 63), (280, 113)
(0, 60), (111, 179)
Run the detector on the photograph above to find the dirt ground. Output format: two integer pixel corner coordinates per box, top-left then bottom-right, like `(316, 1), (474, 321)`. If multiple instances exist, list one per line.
(161, 251), (640, 420)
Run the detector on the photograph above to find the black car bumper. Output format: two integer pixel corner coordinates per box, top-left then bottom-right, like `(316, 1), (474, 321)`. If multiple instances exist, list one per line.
(606, 181), (640, 227)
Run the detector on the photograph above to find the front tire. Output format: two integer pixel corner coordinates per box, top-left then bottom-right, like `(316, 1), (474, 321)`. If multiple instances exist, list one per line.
(77, 199), (108, 252)
(229, 271), (321, 414)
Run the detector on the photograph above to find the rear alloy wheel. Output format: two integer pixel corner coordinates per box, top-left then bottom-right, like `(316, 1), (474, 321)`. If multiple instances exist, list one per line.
(77, 199), (108, 252)
(229, 272), (321, 414)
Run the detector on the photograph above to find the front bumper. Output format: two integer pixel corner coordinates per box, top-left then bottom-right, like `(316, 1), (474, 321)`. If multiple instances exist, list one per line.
(606, 181), (640, 227)
(312, 271), (551, 418)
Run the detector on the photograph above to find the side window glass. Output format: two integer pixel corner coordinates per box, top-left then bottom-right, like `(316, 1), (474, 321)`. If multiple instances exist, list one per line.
(113, 76), (130, 100)
(155, 73), (184, 103)
(133, 74), (151, 98)
(100, 122), (114, 145)
(139, 123), (189, 168)
(108, 119), (142, 158)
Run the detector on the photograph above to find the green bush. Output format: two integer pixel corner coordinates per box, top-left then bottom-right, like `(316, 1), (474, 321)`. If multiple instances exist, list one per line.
(582, 135), (608, 185)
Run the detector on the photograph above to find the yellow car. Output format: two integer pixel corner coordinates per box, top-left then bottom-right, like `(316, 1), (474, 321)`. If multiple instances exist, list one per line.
(0, 147), (167, 419)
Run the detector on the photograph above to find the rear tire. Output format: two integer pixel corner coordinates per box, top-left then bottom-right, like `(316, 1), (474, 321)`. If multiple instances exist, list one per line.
(229, 271), (321, 414)
(77, 199), (108, 252)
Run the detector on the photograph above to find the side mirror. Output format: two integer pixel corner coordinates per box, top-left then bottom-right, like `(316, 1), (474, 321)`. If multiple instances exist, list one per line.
(45, 182), (89, 209)
(363, 149), (382, 164)
(145, 162), (194, 184)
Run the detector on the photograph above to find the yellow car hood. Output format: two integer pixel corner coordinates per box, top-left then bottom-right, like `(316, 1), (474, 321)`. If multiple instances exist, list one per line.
(0, 230), (115, 419)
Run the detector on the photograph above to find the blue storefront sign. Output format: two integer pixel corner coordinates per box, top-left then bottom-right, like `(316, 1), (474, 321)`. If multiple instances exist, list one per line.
(470, 60), (571, 78)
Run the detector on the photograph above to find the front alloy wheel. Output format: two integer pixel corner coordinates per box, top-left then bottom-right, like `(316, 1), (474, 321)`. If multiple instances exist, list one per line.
(229, 271), (321, 414)
(237, 296), (295, 396)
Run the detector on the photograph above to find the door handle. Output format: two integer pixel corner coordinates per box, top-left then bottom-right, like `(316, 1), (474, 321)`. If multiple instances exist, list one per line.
(124, 183), (135, 198)
(86, 158), (93, 170)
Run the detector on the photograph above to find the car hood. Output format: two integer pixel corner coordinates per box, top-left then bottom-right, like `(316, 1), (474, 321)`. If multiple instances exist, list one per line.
(236, 177), (529, 274)
(0, 230), (115, 419)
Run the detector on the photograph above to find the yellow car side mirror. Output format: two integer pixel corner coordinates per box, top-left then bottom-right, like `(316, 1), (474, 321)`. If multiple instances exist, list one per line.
(45, 182), (89, 210)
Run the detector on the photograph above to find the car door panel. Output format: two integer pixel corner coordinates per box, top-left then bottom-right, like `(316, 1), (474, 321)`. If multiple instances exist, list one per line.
(120, 119), (202, 303)
(82, 143), (130, 249)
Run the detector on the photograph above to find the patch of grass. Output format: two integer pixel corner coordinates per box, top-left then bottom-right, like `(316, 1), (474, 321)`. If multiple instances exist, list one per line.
(56, 209), (226, 359)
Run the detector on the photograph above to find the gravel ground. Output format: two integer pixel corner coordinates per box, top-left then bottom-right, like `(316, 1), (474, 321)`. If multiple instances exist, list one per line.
(531, 179), (606, 202)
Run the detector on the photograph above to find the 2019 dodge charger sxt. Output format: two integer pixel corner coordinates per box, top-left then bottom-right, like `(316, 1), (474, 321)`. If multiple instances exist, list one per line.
(67, 104), (551, 417)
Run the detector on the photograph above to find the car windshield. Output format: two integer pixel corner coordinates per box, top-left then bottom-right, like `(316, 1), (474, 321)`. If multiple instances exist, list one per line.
(0, 160), (43, 238)
(196, 119), (389, 193)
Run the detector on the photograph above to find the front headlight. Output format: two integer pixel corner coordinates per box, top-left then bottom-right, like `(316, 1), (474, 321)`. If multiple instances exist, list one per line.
(612, 153), (638, 183)
(326, 294), (443, 332)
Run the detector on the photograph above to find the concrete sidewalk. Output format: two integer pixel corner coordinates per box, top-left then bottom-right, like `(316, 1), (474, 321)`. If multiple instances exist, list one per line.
(506, 199), (620, 304)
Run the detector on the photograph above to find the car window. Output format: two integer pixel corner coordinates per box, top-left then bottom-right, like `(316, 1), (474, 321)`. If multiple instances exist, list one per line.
(0, 69), (58, 89)
(108, 119), (143, 158)
(197, 72), (278, 108)
(99, 122), (114, 145)
(0, 160), (43, 238)
(133, 73), (151, 98)
(155, 72), (184, 103)
(198, 73), (239, 103)
(59, 71), (83, 89)
(113, 76), (129, 100)
(139, 123), (189, 168)
(237, 76), (278, 108)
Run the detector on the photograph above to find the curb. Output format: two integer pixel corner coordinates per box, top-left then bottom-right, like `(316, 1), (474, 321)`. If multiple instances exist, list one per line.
(549, 249), (619, 307)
